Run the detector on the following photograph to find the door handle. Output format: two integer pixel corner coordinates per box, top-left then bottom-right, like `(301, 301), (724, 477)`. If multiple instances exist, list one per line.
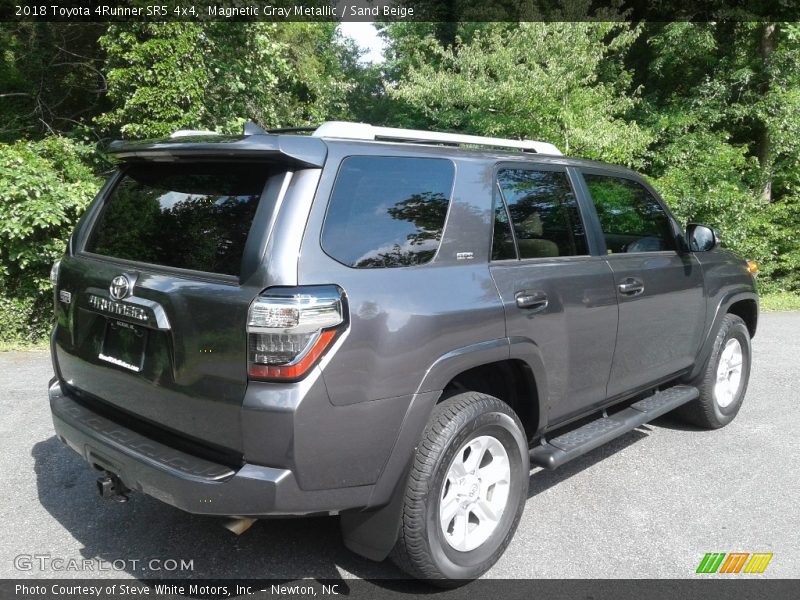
(618, 278), (644, 296)
(515, 290), (548, 311)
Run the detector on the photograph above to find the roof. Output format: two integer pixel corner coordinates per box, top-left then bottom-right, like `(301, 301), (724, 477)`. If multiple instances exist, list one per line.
(104, 121), (640, 179)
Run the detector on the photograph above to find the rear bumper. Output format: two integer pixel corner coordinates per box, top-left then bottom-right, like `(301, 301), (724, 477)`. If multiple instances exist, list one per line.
(48, 378), (371, 517)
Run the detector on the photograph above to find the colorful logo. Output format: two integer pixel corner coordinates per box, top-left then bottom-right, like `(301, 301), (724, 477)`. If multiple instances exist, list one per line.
(696, 552), (773, 574)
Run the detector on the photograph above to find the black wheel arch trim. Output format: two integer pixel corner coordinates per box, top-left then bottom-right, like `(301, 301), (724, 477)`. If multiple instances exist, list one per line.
(689, 289), (758, 381)
(414, 337), (548, 435)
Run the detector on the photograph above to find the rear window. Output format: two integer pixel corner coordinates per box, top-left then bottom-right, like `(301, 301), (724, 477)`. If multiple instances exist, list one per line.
(321, 156), (455, 268)
(86, 163), (271, 276)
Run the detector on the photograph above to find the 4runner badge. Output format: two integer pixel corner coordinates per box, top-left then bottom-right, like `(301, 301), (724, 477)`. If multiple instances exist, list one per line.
(109, 275), (131, 300)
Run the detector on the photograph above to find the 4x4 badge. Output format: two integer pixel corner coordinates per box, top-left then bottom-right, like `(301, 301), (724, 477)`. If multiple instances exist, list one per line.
(109, 275), (131, 300)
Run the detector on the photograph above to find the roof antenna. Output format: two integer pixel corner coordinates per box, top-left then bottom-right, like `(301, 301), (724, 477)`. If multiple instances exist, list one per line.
(243, 121), (268, 136)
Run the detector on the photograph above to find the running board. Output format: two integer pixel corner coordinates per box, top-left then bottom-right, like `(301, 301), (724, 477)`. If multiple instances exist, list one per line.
(530, 385), (699, 470)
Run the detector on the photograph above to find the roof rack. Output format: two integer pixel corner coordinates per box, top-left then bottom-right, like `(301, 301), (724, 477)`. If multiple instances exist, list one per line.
(312, 121), (562, 156)
(170, 129), (220, 138)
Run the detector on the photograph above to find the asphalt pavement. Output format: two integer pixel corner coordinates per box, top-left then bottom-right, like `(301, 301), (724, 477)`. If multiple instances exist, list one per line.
(1, 312), (798, 580)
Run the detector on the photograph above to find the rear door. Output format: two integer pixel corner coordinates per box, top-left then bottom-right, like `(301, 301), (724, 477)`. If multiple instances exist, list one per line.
(577, 169), (706, 398)
(52, 160), (292, 455)
(488, 164), (618, 424)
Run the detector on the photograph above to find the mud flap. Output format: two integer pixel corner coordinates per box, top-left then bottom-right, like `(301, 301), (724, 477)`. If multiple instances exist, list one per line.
(339, 463), (410, 562)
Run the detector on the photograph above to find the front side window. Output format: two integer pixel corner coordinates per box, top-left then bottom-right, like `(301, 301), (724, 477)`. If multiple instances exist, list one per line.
(86, 162), (272, 276)
(583, 173), (677, 253)
(321, 156), (454, 268)
(496, 169), (588, 259)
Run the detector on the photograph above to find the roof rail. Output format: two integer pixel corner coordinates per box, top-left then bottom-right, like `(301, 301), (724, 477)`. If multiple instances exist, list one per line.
(170, 129), (220, 138)
(312, 121), (562, 155)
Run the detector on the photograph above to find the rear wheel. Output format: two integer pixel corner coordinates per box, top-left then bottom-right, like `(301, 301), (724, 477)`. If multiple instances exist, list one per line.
(678, 313), (751, 429)
(390, 392), (529, 584)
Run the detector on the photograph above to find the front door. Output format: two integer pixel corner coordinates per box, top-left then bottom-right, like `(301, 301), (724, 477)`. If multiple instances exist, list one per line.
(579, 170), (706, 399)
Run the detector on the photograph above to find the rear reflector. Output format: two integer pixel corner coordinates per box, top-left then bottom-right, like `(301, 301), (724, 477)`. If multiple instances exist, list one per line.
(246, 287), (345, 381)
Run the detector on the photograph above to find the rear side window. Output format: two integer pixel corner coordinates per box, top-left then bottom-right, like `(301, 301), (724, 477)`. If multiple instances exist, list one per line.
(86, 163), (271, 276)
(321, 156), (454, 268)
(496, 169), (588, 258)
(583, 173), (677, 253)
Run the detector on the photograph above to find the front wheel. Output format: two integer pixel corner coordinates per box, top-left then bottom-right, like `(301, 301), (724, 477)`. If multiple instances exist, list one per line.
(678, 313), (752, 429)
(390, 392), (529, 584)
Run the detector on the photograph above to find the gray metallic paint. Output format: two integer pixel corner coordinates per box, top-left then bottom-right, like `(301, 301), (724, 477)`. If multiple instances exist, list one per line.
(49, 134), (758, 525)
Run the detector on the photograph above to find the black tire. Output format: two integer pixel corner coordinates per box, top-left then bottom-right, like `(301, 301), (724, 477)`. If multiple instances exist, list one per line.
(678, 313), (752, 429)
(390, 392), (529, 584)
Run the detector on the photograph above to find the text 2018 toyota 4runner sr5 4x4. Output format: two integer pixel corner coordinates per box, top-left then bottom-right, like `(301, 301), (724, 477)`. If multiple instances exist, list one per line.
(48, 122), (758, 582)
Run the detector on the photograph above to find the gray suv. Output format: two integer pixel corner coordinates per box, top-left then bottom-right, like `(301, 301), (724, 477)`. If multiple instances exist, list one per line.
(48, 122), (758, 582)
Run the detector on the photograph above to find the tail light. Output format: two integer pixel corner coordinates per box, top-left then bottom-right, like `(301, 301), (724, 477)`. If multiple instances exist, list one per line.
(50, 259), (61, 286)
(247, 286), (345, 381)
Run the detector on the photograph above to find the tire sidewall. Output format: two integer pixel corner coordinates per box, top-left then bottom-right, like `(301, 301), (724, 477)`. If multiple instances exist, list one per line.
(424, 408), (528, 580)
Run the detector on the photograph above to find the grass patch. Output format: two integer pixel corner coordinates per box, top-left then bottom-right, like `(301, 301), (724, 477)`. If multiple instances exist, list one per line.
(0, 339), (49, 352)
(760, 292), (800, 312)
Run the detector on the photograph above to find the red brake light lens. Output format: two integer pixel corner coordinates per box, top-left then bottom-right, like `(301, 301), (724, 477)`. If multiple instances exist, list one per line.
(246, 287), (344, 382)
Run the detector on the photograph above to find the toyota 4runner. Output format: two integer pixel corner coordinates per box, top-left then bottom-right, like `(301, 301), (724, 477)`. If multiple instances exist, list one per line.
(47, 121), (758, 582)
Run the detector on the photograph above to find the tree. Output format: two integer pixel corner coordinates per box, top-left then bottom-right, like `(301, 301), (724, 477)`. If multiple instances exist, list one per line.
(97, 22), (359, 139)
(0, 137), (101, 341)
(634, 22), (800, 290)
(386, 23), (651, 166)
(0, 23), (107, 142)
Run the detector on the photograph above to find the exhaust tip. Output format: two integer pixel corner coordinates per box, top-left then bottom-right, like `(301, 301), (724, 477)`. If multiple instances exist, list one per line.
(223, 517), (257, 535)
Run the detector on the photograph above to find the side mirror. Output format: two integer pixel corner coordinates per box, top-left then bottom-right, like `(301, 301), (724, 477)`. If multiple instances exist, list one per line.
(685, 223), (720, 252)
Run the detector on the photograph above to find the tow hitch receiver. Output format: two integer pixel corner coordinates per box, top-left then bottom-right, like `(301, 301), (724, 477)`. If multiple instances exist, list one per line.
(96, 473), (130, 503)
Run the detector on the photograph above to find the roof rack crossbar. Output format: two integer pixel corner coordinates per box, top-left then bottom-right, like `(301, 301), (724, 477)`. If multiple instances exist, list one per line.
(312, 121), (562, 155)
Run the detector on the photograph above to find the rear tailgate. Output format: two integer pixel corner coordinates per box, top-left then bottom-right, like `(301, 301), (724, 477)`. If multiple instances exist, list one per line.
(52, 142), (325, 455)
(54, 256), (254, 454)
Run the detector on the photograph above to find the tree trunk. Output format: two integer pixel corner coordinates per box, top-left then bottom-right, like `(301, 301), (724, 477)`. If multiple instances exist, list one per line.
(432, 0), (458, 49)
(758, 23), (776, 202)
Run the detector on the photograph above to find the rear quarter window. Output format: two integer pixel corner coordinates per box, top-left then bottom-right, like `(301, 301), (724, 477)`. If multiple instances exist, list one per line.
(321, 156), (455, 268)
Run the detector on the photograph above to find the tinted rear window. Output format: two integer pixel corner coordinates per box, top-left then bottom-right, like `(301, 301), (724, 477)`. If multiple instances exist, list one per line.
(86, 163), (271, 276)
(321, 156), (455, 268)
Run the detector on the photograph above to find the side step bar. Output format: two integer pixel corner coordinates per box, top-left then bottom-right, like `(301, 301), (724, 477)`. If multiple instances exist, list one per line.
(530, 385), (699, 470)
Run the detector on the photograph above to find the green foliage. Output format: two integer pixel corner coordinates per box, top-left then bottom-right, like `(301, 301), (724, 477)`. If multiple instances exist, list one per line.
(2, 21), (800, 345)
(97, 22), (357, 138)
(0, 23), (107, 142)
(387, 23), (652, 166)
(0, 137), (101, 342)
(636, 22), (800, 291)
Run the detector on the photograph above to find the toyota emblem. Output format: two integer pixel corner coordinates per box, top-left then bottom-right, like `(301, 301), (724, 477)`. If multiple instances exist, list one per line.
(109, 275), (131, 300)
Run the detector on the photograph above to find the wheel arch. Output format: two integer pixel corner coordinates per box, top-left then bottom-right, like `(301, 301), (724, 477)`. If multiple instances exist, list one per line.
(689, 290), (758, 381)
(341, 338), (547, 562)
(416, 337), (548, 439)
(728, 297), (758, 338)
